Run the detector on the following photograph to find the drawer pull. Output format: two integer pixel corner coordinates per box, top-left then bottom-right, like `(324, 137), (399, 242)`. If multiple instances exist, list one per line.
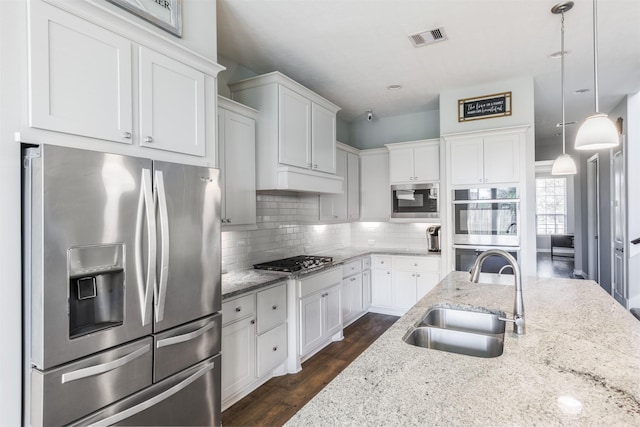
(235, 307), (241, 312)
(414, 263), (418, 267)
(380, 261), (385, 264)
(272, 346), (278, 352)
(272, 305), (278, 310)
(250, 319), (255, 325)
(350, 277), (356, 282)
(321, 293), (328, 298)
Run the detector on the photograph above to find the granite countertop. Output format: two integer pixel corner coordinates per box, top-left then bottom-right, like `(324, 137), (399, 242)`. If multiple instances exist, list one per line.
(222, 247), (441, 299)
(286, 272), (640, 426)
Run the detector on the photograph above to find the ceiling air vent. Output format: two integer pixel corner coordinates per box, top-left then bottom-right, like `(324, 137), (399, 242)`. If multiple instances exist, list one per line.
(409, 27), (448, 47)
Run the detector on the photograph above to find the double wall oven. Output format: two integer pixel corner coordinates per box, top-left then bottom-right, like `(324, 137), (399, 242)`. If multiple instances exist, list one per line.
(452, 187), (520, 273)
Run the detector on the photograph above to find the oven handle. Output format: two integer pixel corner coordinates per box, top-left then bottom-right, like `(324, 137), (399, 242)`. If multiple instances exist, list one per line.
(453, 245), (521, 251)
(452, 199), (520, 204)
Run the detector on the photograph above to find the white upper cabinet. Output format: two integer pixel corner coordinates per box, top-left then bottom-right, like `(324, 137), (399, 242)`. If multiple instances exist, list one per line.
(29, 4), (133, 144)
(447, 130), (522, 187)
(359, 148), (390, 221)
(319, 143), (359, 222)
(218, 97), (257, 227)
(387, 139), (440, 184)
(27, 1), (223, 161)
(311, 103), (337, 174)
(229, 72), (342, 193)
(278, 86), (311, 169)
(139, 47), (205, 156)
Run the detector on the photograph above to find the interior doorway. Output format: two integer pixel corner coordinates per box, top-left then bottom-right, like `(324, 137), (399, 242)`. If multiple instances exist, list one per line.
(612, 141), (627, 307)
(587, 154), (601, 284)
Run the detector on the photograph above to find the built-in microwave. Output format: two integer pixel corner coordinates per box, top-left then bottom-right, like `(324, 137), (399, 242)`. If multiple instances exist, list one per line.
(391, 183), (439, 219)
(453, 187), (519, 246)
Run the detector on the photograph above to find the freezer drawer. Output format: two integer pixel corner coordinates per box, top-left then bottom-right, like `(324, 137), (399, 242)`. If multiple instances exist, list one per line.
(30, 337), (152, 427)
(70, 355), (221, 427)
(154, 313), (221, 382)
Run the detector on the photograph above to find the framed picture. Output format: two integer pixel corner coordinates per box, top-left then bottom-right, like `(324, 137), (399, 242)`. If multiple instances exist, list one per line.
(107, 0), (183, 38)
(458, 92), (512, 122)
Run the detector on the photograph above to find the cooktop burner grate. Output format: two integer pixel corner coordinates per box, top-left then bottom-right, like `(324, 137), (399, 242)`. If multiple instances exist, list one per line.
(253, 255), (333, 272)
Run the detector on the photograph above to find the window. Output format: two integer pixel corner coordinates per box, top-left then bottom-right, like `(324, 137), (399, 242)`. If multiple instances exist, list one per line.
(536, 177), (567, 235)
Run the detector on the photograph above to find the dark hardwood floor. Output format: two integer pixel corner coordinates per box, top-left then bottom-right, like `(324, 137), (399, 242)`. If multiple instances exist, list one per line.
(221, 312), (398, 427)
(536, 252), (578, 279)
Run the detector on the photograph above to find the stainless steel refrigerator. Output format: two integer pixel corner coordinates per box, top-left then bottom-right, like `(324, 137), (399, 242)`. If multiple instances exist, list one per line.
(23, 145), (222, 426)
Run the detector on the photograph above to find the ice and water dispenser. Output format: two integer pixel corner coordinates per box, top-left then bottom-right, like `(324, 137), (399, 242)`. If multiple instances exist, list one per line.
(67, 244), (125, 339)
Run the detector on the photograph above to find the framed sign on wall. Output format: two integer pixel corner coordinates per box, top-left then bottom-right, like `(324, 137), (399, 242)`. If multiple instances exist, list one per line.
(107, 0), (182, 37)
(458, 92), (512, 122)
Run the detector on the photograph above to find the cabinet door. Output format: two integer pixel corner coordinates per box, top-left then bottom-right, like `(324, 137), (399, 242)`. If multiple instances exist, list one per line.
(449, 138), (484, 186)
(350, 274), (364, 318)
(362, 269), (372, 309)
(319, 149), (347, 221)
(29, 4), (132, 143)
(341, 279), (353, 324)
(392, 271), (417, 310)
(311, 103), (337, 173)
(324, 285), (342, 338)
(360, 152), (390, 220)
(220, 108), (256, 225)
(256, 283), (286, 335)
(139, 47), (205, 156)
(483, 134), (520, 184)
(371, 269), (393, 308)
(416, 272), (440, 301)
(256, 323), (287, 378)
(300, 293), (324, 356)
(389, 148), (414, 183)
(279, 86), (311, 169)
(413, 144), (440, 182)
(347, 152), (360, 220)
(221, 317), (256, 400)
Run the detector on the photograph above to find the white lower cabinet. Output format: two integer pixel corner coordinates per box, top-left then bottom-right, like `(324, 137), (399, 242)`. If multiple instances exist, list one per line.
(370, 255), (440, 316)
(341, 258), (365, 327)
(362, 267), (372, 310)
(298, 268), (343, 360)
(221, 282), (287, 410)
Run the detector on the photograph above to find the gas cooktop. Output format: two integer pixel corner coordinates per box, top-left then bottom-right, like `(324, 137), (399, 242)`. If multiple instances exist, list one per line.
(253, 255), (334, 273)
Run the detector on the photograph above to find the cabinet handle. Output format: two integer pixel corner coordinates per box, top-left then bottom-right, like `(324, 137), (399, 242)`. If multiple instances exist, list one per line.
(416, 274), (421, 277)
(321, 293), (328, 297)
(414, 176), (418, 180)
(122, 131), (132, 139)
(144, 136), (154, 143)
(414, 263), (418, 267)
(412, 274), (415, 277)
(387, 271), (391, 275)
(313, 164), (318, 169)
(272, 346), (278, 352)
(250, 319), (255, 325)
(350, 277), (356, 282)
(235, 307), (241, 312)
(272, 304), (278, 310)
(380, 261), (384, 264)
(227, 218), (232, 224)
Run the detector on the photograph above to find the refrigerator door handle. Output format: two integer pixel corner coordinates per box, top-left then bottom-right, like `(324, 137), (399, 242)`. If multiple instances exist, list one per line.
(61, 344), (151, 384)
(86, 360), (215, 427)
(135, 168), (156, 326)
(156, 321), (215, 349)
(154, 170), (170, 323)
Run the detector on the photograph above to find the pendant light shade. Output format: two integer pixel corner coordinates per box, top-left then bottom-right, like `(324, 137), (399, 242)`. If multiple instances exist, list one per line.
(552, 153), (578, 175)
(574, 0), (620, 150)
(575, 113), (619, 150)
(551, 2), (577, 176)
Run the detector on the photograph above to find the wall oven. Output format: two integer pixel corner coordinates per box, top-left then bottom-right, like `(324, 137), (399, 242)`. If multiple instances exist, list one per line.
(391, 183), (439, 219)
(454, 246), (519, 274)
(453, 187), (519, 246)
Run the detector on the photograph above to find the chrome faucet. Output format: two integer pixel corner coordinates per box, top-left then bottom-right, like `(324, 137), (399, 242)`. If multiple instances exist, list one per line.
(470, 249), (525, 334)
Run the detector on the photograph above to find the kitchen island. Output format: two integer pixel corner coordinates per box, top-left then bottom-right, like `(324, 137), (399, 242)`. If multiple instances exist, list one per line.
(286, 272), (640, 425)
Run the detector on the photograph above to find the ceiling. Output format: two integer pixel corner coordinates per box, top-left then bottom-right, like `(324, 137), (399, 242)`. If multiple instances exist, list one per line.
(217, 0), (640, 145)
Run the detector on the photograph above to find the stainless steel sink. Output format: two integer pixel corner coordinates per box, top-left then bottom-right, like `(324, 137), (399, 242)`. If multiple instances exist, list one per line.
(417, 307), (505, 335)
(403, 307), (506, 358)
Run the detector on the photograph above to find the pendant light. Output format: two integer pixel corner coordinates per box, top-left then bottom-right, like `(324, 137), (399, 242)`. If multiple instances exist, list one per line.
(551, 2), (577, 176)
(574, 0), (619, 150)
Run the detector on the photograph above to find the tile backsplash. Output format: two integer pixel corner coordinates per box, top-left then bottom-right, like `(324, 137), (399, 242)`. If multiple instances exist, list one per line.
(221, 193), (441, 272)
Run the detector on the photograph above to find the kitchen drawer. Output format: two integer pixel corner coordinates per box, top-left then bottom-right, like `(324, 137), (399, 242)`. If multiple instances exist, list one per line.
(342, 259), (362, 278)
(256, 282), (287, 334)
(222, 294), (255, 325)
(154, 314), (221, 382)
(362, 256), (371, 270)
(30, 337), (153, 427)
(370, 255), (392, 269)
(299, 267), (342, 298)
(256, 323), (288, 377)
(393, 256), (440, 272)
